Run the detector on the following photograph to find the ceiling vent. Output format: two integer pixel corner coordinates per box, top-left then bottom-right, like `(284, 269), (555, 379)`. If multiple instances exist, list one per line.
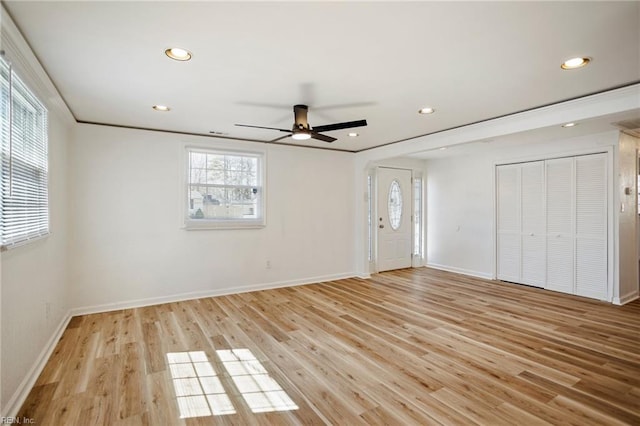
(613, 118), (640, 137)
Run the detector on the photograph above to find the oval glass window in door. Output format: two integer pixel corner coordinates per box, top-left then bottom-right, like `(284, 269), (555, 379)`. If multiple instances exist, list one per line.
(388, 180), (402, 230)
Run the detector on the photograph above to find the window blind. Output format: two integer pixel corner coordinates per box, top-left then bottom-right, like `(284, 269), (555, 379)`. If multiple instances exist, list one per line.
(0, 57), (49, 249)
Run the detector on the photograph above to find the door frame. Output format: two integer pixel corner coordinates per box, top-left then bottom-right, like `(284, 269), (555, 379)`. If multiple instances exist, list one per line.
(369, 166), (424, 274)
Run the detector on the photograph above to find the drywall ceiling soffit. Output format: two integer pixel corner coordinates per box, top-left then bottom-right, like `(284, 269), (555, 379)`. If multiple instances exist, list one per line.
(409, 108), (640, 160)
(3, 1), (640, 152)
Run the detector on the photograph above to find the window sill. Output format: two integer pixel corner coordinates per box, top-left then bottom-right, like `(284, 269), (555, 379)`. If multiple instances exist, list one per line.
(183, 219), (265, 231)
(1, 232), (50, 251)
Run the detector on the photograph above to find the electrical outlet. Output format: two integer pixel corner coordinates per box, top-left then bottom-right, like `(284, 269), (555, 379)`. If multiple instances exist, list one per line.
(266, 260), (271, 269)
(45, 302), (51, 321)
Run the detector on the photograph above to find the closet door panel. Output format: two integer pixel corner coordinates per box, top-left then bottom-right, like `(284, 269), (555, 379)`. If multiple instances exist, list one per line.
(498, 233), (521, 282)
(575, 154), (607, 300)
(546, 158), (574, 294)
(520, 161), (545, 287)
(497, 165), (521, 282)
(522, 234), (546, 287)
(547, 236), (574, 293)
(576, 239), (607, 299)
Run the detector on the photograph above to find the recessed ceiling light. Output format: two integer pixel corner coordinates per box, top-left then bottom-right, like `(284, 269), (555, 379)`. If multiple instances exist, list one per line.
(165, 47), (192, 61)
(561, 57), (591, 70)
(439, 147), (447, 150)
(419, 107), (435, 114)
(152, 105), (170, 111)
(562, 122), (577, 128)
(348, 132), (359, 137)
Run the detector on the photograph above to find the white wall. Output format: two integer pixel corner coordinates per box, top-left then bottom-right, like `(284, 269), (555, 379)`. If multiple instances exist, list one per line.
(0, 6), (74, 414)
(425, 131), (619, 282)
(425, 154), (494, 278)
(1, 112), (71, 412)
(68, 124), (356, 312)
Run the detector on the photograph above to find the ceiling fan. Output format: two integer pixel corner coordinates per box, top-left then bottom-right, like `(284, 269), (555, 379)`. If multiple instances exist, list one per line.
(235, 104), (367, 143)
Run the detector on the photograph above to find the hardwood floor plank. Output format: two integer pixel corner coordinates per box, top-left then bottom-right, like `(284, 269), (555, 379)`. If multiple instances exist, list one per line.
(16, 382), (57, 421)
(430, 386), (512, 425)
(547, 395), (630, 426)
(493, 402), (552, 426)
(16, 267), (640, 425)
(115, 342), (146, 421)
(519, 370), (640, 424)
(145, 371), (185, 426)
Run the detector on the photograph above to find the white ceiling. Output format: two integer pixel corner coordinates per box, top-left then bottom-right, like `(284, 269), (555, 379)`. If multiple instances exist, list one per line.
(4, 1), (640, 152)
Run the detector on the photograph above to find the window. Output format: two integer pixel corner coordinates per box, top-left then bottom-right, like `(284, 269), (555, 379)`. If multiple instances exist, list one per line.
(413, 177), (422, 256)
(185, 148), (265, 229)
(0, 57), (48, 250)
(367, 174), (372, 262)
(388, 179), (402, 231)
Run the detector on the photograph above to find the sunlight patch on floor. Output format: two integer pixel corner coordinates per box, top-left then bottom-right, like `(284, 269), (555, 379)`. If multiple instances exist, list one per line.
(167, 348), (298, 418)
(216, 348), (299, 413)
(167, 351), (236, 418)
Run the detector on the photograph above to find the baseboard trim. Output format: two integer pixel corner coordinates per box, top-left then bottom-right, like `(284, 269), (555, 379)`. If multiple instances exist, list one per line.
(425, 263), (494, 280)
(613, 290), (639, 305)
(71, 272), (357, 316)
(3, 311), (72, 418)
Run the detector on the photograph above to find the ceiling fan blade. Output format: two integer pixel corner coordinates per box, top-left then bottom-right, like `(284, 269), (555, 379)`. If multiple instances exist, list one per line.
(311, 132), (337, 143)
(312, 119), (367, 133)
(270, 134), (292, 143)
(235, 124), (290, 132)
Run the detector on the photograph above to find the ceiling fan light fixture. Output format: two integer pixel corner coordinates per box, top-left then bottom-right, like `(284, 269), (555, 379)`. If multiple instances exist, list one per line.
(561, 57), (590, 70)
(165, 47), (192, 61)
(419, 107), (435, 114)
(291, 131), (311, 140)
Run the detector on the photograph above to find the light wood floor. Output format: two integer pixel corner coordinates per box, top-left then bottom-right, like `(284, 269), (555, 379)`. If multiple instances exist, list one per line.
(18, 268), (640, 425)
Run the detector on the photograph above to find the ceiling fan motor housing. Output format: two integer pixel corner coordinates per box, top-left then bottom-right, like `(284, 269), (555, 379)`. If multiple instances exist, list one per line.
(293, 104), (310, 129)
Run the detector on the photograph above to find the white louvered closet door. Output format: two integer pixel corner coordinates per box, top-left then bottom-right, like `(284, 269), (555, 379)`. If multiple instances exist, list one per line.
(497, 153), (608, 301)
(546, 158), (575, 294)
(520, 161), (546, 287)
(496, 165), (521, 282)
(575, 154), (608, 300)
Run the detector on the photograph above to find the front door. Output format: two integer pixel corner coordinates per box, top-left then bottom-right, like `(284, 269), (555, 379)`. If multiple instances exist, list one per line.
(377, 167), (412, 272)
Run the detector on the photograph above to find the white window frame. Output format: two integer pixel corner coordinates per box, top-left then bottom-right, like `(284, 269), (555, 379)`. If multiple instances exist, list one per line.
(0, 56), (49, 250)
(182, 145), (266, 230)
